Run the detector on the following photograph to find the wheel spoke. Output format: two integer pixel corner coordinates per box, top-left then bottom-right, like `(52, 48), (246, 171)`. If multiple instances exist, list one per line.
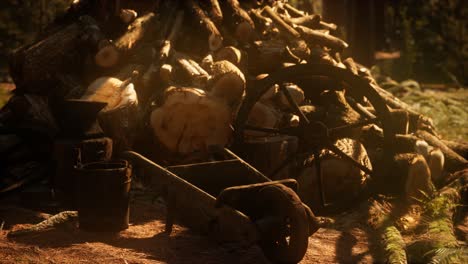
(279, 84), (310, 124)
(326, 143), (373, 176)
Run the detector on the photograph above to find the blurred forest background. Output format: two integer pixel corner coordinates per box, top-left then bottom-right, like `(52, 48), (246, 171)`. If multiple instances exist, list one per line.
(0, 0), (466, 139)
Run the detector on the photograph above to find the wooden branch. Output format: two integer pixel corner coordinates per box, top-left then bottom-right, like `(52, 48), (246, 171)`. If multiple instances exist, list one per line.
(225, 0), (256, 43)
(296, 25), (348, 51)
(250, 8), (272, 28)
(284, 3), (306, 17)
(187, 0), (223, 51)
(174, 52), (210, 87)
(209, 0), (223, 23)
(282, 14), (320, 27)
(343, 57), (358, 75)
(210, 60), (246, 107)
(142, 11), (184, 89)
(226, 0), (255, 26)
(114, 12), (157, 64)
(319, 21), (338, 31)
(263, 6), (301, 39)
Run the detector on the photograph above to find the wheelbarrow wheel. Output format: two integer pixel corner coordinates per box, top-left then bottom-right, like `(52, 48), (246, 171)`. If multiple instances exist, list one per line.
(255, 184), (309, 264)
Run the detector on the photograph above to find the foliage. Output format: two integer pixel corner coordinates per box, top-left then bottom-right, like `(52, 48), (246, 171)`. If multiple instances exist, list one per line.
(387, 0), (467, 84)
(408, 186), (465, 263)
(383, 225), (408, 264)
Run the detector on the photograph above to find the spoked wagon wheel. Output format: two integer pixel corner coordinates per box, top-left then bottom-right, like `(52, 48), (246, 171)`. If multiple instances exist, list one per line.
(254, 184), (310, 264)
(234, 63), (396, 208)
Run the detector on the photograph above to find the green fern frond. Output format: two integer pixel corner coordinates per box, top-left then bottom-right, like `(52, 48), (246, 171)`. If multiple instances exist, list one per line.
(383, 225), (408, 264)
(429, 246), (468, 264)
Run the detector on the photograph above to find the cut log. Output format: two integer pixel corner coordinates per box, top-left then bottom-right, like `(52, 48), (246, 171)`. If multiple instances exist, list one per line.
(9, 16), (109, 95)
(249, 39), (287, 73)
(343, 57), (358, 75)
(208, 0), (223, 23)
(187, 0), (223, 51)
(173, 52), (210, 88)
(150, 87), (233, 155)
(142, 10), (184, 93)
(215, 46), (242, 66)
(246, 102), (281, 138)
(222, 0), (255, 43)
(276, 83), (305, 110)
(114, 12), (158, 65)
(95, 41), (119, 68)
(81, 72), (138, 111)
(287, 39), (311, 61)
(209, 60), (246, 108)
(297, 138), (371, 212)
(404, 154), (435, 202)
(442, 140), (468, 159)
(416, 130), (468, 173)
(119, 9), (138, 24)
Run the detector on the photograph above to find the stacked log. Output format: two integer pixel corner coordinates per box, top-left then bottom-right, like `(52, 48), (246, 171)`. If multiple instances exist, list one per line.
(0, 1), (466, 217)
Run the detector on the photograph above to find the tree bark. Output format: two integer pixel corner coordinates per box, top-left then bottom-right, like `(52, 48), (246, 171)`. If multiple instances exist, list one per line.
(9, 16), (108, 95)
(114, 12), (158, 65)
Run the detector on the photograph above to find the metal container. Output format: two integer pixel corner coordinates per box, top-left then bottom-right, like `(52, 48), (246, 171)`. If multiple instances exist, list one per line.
(75, 160), (131, 232)
(53, 99), (113, 208)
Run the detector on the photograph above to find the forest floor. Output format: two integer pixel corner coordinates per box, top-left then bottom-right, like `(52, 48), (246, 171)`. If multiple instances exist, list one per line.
(0, 83), (466, 263)
(0, 190), (380, 264)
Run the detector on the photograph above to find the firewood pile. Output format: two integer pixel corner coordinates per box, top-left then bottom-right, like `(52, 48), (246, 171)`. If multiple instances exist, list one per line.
(0, 0), (467, 215)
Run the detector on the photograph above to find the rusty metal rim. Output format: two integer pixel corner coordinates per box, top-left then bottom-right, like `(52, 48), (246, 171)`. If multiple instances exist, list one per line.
(76, 160), (130, 172)
(233, 62), (396, 161)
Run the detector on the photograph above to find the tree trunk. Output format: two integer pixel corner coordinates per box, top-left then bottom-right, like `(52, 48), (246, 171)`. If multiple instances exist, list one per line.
(9, 16), (109, 96)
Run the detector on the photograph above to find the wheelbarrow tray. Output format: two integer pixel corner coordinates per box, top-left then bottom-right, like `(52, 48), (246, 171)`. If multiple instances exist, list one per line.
(123, 149), (315, 263)
(124, 149), (297, 241)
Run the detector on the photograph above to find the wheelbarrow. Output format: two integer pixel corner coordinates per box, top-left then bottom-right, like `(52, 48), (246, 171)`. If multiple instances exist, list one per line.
(123, 148), (319, 264)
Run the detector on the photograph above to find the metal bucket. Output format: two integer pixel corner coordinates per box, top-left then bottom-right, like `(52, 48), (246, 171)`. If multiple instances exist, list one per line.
(75, 160), (131, 232)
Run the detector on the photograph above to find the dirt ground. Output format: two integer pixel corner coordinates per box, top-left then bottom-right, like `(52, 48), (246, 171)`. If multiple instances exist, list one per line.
(0, 190), (379, 264)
